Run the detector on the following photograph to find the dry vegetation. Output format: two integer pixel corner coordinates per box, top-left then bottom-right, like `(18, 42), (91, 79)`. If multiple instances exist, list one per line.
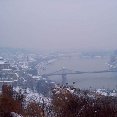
(0, 84), (44, 117)
(51, 86), (117, 117)
(0, 84), (117, 117)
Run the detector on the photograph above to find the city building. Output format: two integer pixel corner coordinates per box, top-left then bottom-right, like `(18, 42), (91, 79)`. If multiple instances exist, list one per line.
(0, 57), (19, 90)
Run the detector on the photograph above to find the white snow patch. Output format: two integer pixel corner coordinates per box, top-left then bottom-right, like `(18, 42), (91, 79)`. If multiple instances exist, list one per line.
(11, 112), (23, 117)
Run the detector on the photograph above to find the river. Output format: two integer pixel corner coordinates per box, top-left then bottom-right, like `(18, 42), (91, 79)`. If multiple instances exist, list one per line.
(41, 56), (117, 89)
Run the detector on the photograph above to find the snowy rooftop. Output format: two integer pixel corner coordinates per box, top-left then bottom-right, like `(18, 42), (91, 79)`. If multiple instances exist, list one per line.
(0, 58), (9, 64)
(2, 69), (12, 71)
(0, 61), (6, 64)
(0, 57), (3, 60)
(0, 81), (13, 83)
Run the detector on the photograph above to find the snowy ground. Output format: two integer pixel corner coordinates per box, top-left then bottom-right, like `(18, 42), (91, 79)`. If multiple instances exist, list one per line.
(13, 87), (51, 106)
(96, 88), (117, 96)
(11, 112), (23, 117)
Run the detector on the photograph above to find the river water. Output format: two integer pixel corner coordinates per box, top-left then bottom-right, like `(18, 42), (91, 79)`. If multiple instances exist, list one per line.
(42, 56), (117, 89)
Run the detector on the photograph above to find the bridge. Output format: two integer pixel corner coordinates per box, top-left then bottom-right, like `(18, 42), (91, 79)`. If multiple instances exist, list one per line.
(41, 68), (117, 85)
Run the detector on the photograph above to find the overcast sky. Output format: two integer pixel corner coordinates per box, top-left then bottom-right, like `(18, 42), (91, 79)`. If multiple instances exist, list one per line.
(0, 0), (117, 51)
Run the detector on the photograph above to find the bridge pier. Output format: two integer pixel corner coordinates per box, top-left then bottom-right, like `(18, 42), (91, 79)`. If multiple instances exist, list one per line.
(62, 74), (67, 85)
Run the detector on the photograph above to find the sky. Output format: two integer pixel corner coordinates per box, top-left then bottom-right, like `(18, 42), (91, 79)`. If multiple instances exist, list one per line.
(0, 0), (117, 51)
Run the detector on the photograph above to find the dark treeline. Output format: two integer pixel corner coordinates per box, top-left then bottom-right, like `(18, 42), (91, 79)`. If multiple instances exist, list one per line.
(0, 84), (117, 117)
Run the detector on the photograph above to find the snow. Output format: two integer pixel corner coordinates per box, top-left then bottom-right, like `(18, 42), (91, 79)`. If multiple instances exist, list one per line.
(32, 76), (41, 80)
(66, 88), (75, 93)
(0, 61), (6, 64)
(55, 90), (60, 94)
(0, 57), (3, 60)
(15, 73), (19, 77)
(96, 89), (108, 96)
(0, 81), (13, 83)
(13, 87), (51, 106)
(96, 89), (117, 96)
(11, 112), (23, 117)
(25, 90), (50, 105)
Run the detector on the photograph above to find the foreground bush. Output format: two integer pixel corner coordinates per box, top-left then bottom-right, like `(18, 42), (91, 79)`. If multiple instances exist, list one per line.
(0, 84), (44, 117)
(0, 84), (117, 117)
(51, 86), (117, 117)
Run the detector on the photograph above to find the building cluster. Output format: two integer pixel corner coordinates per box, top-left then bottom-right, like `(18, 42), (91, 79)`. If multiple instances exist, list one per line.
(0, 57), (19, 89)
(0, 50), (82, 91)
(0, 51), (58, 91)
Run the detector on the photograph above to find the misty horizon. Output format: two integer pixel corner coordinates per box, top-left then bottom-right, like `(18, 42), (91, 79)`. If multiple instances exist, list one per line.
(0, 0), (117, 51)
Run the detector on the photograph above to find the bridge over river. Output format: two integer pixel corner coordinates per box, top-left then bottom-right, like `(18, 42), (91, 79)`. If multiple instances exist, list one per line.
(41, 68), (117, 85)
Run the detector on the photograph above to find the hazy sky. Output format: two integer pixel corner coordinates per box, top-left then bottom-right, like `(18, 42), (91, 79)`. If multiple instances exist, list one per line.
(0, 0), (117, 51)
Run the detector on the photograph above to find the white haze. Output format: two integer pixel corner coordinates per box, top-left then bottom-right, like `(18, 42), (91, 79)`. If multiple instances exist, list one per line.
(0, 0), (117, 51)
